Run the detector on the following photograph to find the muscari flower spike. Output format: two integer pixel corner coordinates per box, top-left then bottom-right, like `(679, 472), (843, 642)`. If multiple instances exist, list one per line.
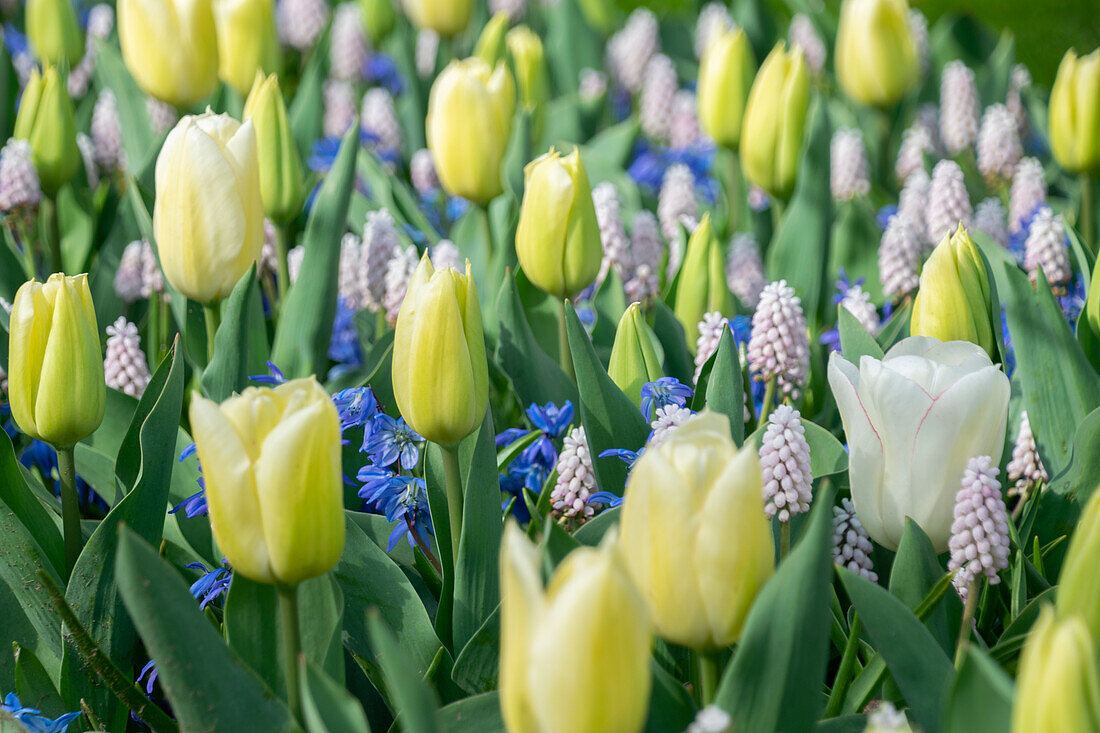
(947, 456), (1010, 601)
(550, 426), (599, 525)
(747, 280), (810, 399)
(832, 497), (878, 582)
(940, 61), (980, 155)
(760, 405), (813, 522)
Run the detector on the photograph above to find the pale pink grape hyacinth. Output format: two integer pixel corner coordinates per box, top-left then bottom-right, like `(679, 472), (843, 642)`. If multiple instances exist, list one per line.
(687, 705), (733, 733)
(593, 181), (630, 285)
(260, 219), (279, 277)
(940, 61), (980, 155)
(760, 404), (813, 522)
(104, 318), (152, 398)
(693, 311), (727, 384)
(726, 233), (765, 309)
(287, 245), (304, 284)
(658, 163), (698, 245)
(831, 128), (870, 203)
(648, 404), (693, 448)
(833, 498), (878, 582)
(977, 104), (1022, 186)
(278, 0), (329, 50)
(114, 241), (147, 303)
(0, 139), (41, 214)
(670, 90), (703, 150)
(606, 8), (659, 94)
(431, 240), (462, 272)
(1006, 411), (1047, 498)
(1007, 64), (1032, 139)
(896, 167), (930, 245)
(879, 216), (922, 299)
(77, 133), (99, 188)
(91, 89), (124, 173)
(625, 210), (664, 303)
(139, 242), (165, 300)
(87, 3), (115, 40)
(695, 3), (733, 59)
(926, 160), (972, 245)
(748, 185), (770, 212)
(639, 54), (677, 144)
(1024, 206), (1072, 288)
(867, 702), (910, 731)
(361, 88), (402, 160)
(324, 80), (358, 139)
(747, 280), (810, 400)
(789, 14), (826, 75)
(383, 245), (418, 324)
(145, 98), (178, 136)
(838, 282), (880, 336)
(330, 3), (370, 81)
(410, 149), (440, 195)
(895, 122), (935, 184)
(337, 233), (364, 306)
(909, 9), (930, 74)
(550, 426), (598, 524)
(359, 209), (400, 312)
(415, 29), (439, 80)
(948, 456), (1010, 601)
(578, 68), (608, 102)
(489, 0), (526, 20)
(1009, 157), (1046, 234)
(973, 197), (1008, 247)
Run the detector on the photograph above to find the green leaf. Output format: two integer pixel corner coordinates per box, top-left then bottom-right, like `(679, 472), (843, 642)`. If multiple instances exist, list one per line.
(645, 660), (696, 733)
(451, 606), (500, 694)
(439, 691), (504, 733)
(301, 660), (372, 733)
(651, 301), (695, 386)
(201, 264), (264, 401)
(115, 527), (299, 732)
(888, 519), (962, 655)
(0, 429), (62, 576)
(701, 329), (746, 445)
(830, 201), (884, 303)
(494, 275), (577, 407)
(838, 568), (955, 733)
(271, 122), (359, 378)
(288, 29), (328, 157)
(731, 0), (777, 62)
(573, 506), (622, 546)
(366, 610), (441, 733)
(565, 303), (650, 495)
(13, 642), (66, 718)
(714, 485), (836, 732)
(839, 306), (885, 363)
(1047, 405), (1100, 504)
(945, 647), (1014, 733)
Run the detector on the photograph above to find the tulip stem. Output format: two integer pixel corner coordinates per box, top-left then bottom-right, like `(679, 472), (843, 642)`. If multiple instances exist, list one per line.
(557, 300), (575, 380)
(441, 444), (464, 558)
(1081, 174), (1095, 250)
(694, 650), (721, 706)
(56, 445), (81, 578)
(277, 584), (303, 724)
(44, 196), (63, 274)
(203, 302), (221, 366)
(779, 521), (791, 560)
(758, 377), (777, 423)
(954, 579), (981, 669)
(273, 223), (291, 310)
(727, 150), (744, 233)
(824, 612), (862, 718)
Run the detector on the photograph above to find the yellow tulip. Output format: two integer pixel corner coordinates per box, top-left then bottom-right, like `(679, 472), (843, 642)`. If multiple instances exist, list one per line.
(618, 410), (774, 649)
(8, 274), (105, 447)
(500, 523), (652, 733)
(243, 72), (304, 223)
(910, 225), (996, 358)
(13, 67), (80, 196)
(697, 28), (756, 149)
(426, 58), (515, 204)
(673, 214), (734, 351)
(189, 378), (345, 586)
(507, 26), (548, 114)
(515, 148), (602, 299)
(118, 0), (220, 108)
(474, 12), (509, 66)
(1050, 48), (1100, 174)
(26, 0), (84, 67)
(213, 0), (282, 97)
(835, 0), (919, 107)
(392, 256), (488, 446)
(153, 110), (264, 304)
(358, 0), (396, 45)
(404, 0), (473, 37)
(1012, 607), (1100, 732)
(1058, 488), (1100, 641)
(608, 303), (664, 408)
(740, 43), (810, 199)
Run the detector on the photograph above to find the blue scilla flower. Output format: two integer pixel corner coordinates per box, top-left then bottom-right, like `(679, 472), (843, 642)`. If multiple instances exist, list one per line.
(525, 401), (574, 438)
(729, 314), (752, 348)
(640, 377), (694, 422)
(599, 447), (640, 469)
(877, 205), (898, 230)
(1059, 274), (1087, 324)
(362, 414), (422, 470)
(495, 427), (530, 448)
(586, 491), (624, 509)
(359, 473), (433, 551)
(328, 297), (365, 380)
(171, 443), (208, 517)
(185, 562), (233, 610)
(1001, 307), (1016, 377)
(1, 693), (80, 733)
(446, 196), (471, 223)
(308, 136), (343, 173)
(364, 55), (406, 96)
(611, 85), (632, 122)
(20, 441), (106, 514)
(332, 387), (379, 432)
(249, 361), (287, 386)
(3, 26), (28, 58)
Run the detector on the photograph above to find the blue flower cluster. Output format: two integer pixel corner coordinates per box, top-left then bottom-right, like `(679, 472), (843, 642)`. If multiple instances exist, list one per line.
(497, 402), (575, 523)
(627, 138), (718, 202)
(1, 693), (79, 733)
(19, 441), (107, 514)
(600, 377), (697, 470)
(328, 298), (365, 380)
(819, 270), (893, 354)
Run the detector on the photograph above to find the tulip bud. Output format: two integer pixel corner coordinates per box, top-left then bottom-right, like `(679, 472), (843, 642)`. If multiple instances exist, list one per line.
(507, 26), (548, 115)
(500, 523), (652, 733)
(213, 0), (282, 97)
(673, 214), (734, 351)
(1011, 607), (1100, 732)
(835, 0), (919, 107)
(154, 110), (264, 304)
(404, 0), (473, 37)
(357, 0), (395, 44)
(618, 411), (774, 648)
(26, 0), (84, 67)
(740, 43), (810, 199)
(1049, 48), (1100, 174)
(515, 148), (602, 299)
(119, 0), (220, 108)
(189, 378), (345, 586)
(243, 73), (305, 223)
(8, 274), (105, 447)
(1057, 489), (1100, 641)
(392, 256), (488, 446)
(576, 0), (618, 34)
(13, 67), (80, 197)
(426, 58), (515, 204)
(474, 12), (510, 66)
(911, 226), (996, 358)
(609, 302), (664, 407)
(697, 28), (756, 149)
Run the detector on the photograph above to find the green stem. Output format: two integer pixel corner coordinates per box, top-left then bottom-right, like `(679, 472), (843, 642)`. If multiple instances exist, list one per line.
(954, 579), (981, 669)
(759, 377), (777, 424)
(824, 613), (861, 718)
(277, 584), (303, 724)
(557, 300), (575, 380)
(203, 302), (221, 366)
(779, 521), (791, 561)
(1081, 174), (1094, 251)
(274, 223), (291, 310)
(56, 446), (81, 578)
(13, 219), (35, 279)
(147, 295), (160, 365)
(727, 149), (744, 234)
(695, 650), (720, 706)
(440, 444), (464, 558)
(44, 196), (63, 274)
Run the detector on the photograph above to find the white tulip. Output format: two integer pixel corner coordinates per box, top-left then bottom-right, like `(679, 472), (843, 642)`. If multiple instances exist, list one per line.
(827, 336), (1010, 552)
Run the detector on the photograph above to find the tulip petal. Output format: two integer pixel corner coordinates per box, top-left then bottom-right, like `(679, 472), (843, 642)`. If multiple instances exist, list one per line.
(499, 524), (543, 733)
(7, 282), (50, 440)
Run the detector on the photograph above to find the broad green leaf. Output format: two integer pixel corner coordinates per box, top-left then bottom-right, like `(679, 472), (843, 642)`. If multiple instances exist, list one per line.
(839, 306), (885, 363)
(830, 201), (884, 303)
(700, 329), (746, 445)
(494, 275), (577, 408)
(301, 659), (372, 733)
(1046, 405), (1100, 504)
(366, 610), (441, 733)
(201, 264), (263, 401)
(888, 519), (962, 655)
(13, 642), (66, 718)
(439, 691), (504, 733)
(288, 28), (328, 157)
(651, 301), (695, 386)
(945, 647), (1014, 733)
(451, 606), (500, 694)
(0, 429), (62, 575)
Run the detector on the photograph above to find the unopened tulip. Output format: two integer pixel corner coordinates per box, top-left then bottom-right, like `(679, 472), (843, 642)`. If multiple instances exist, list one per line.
(1050, 48), (1100, 174)
(13, 67), (80, 196)
(515, 148), (602, 299)
(1012, 607), (1100, 732)
(828, 336), (1010, 552)
(426, 58), (515, 204)
(392, 256), (488, 446)
(673, 214), (734, 350)
(609, 302), (664, 407)
(119, 0), (220, 108)
(835, 0), (919, 107)
(740, 43), (810, 199)
(189, 378), (345, 585)
(213, 0), (282, 96)
(911, 226), (996, 358)
(243, 73), (304, 223)
(404, 0), (473, 37)
(154, 110), (264, 304)
(26, 0), (84, 67)
(358, 0), (395, 44)
(507, 26), (548, 115)
(474, 12), (509, 66)
(500, 523), (652, 733)
(618, 411), (774, 649)
(1058, 489), (1100, 641)
(697, 28), (756, 149)
(8, 274), (105, 447)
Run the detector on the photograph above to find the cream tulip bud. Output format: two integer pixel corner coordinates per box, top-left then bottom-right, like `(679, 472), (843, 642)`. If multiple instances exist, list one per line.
(835, 0), (919, 107)
(1050, 47), (1100, 174)
(118, 0), (220, 108)
(213, 0), (282, 96)
(740, 43), (810, 199)
(697, 28), (756, 149)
